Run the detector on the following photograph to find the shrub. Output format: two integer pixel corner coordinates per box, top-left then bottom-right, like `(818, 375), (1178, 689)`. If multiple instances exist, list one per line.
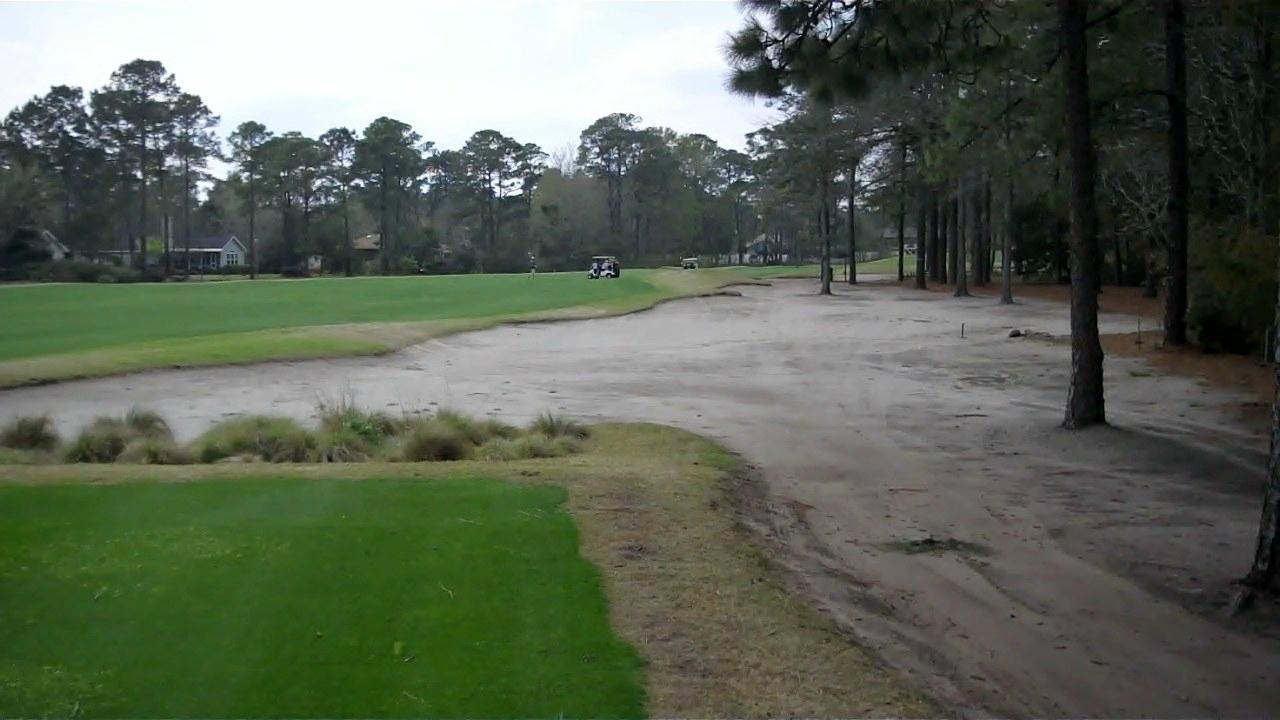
(1, 227), (54, 267)
(118, 437), (193, 465)
(220, 264), (252, 276)
(480, 418), (519, 440)
(125, 407), (172, 439)
(26, 260), (143, 284)
(312, 427), (376, 462)
(0, 447), (52, 465)
(1189, 223), (1277, 354)
(193, 416), (315, 463)
(0, 415), (59, 451)
(316, 395), (401, 442)
(434, 408), (495, 445)
(64, 418), (133, 463)
(530, 412), (590, 440)
(106, 266), (142, 283)
(1188, 286), (1256, 354)
(476, 437), (522, 461)
(478, 434), (581, 461)
(392, 420), (472, 462)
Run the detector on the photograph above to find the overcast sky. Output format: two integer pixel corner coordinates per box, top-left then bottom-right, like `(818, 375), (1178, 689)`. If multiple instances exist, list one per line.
(0, 0), (778, 169)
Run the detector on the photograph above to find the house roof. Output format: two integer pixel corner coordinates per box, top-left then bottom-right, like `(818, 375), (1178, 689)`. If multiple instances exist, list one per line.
(352, 234), (381, 251)
(880, 227), (919, 240)
(36, 230), (70, 255)
(182, 235), (245, 251)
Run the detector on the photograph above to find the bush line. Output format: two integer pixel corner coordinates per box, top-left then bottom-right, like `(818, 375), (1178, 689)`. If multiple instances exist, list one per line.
(0, 403), (590, 465)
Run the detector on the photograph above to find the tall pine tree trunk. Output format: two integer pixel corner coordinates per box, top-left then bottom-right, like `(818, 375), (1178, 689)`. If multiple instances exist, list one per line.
(1242, 254), (1280, 592)
(929, 188), (941, 282)
(1002, 174), (1015, 304)
(954, 174), (970, 297)
(970, 173), (984, 287)
(343, 191), (352, 277)
(1002, 86), (1016, 304)
(946, 185), (957, 285)
(61, 168), (73, 243)
(1239, 4), (1280, 601)
(182, 157), (191, 275)
(138, 134), (148, 270)
(1163, 0), (1189, 346)
(984, 177), (994, 284)
(1060, 0), (1106, 428)
(159, 165), (170, 275)
(248, 171), (257, 279)
(820, 175), (832, 295)
(896, 134), (907, 282)
(379, 165), (390, 276)
(915, 179), (927, 289)
(847, 159), (859, 285)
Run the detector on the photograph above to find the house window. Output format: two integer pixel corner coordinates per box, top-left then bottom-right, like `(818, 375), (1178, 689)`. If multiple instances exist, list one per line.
(226, 252), (239, 266)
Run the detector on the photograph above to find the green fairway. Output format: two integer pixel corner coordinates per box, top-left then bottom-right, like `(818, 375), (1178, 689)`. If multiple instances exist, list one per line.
(0, 269), (755, 387)
(738, 264), (824, 279)
(856, 255), (913, 274)
(0, 476), (644, 718)
(0, 272), (662, 361)
(740, 256), (915, 279)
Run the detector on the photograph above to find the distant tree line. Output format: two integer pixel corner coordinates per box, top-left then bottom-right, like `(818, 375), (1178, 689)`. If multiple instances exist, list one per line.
(0, 60), (826, 277)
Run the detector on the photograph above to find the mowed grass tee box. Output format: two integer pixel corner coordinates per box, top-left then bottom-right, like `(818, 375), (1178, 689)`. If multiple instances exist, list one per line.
(0, 476), (644, 718)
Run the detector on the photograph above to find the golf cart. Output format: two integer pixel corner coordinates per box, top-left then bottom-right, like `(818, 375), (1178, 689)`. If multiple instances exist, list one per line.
(681, 257), (699, 269)
(588, 255), (621, 279)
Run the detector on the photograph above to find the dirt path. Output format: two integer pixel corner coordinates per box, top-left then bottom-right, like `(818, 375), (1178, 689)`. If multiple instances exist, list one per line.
(3, 280), (1278, 717)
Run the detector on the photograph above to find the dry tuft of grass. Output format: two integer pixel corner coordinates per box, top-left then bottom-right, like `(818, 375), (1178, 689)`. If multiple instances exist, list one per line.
(64, 417), (135, 463)
(315, 391), (402, 441)
(124, 406), (172, 439)
(311, 427), (377, 463)
(117, 436), (194, 465)
(0, 415), (59, 451)
(392, 420), (472, 462)
(193, 416), (316, 463)
(433, 408), (493, 445)
(477, 434), (580, 461)
(0, 447), (53, 465)
(15, 405), (592, 467)
(531, 411), (591, 440)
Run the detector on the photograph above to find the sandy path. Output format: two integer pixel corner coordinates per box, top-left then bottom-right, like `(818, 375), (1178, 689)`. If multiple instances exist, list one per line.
(3, 280), (1278, 717)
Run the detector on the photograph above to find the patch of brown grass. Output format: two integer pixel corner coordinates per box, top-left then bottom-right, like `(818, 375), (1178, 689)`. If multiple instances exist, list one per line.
(558, 424), (933, 717)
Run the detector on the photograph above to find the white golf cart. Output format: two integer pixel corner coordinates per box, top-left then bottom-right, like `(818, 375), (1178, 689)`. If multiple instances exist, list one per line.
(587, 255), (621, 279)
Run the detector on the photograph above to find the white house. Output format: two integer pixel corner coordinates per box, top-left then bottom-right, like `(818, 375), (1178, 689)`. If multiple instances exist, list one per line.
(880, 226), (919, 254)
(172, 236), (248, 271)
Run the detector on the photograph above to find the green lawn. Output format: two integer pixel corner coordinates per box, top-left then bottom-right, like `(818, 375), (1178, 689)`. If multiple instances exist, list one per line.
(0, 476), (644, 718)
(0, 272), (662, 361)
(856, 255), (913, 274)
(0, 269), (755, 387)
(740, 256), (915, 279)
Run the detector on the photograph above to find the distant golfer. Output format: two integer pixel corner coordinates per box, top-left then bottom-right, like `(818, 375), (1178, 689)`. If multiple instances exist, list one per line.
(529, 253), (537, 278)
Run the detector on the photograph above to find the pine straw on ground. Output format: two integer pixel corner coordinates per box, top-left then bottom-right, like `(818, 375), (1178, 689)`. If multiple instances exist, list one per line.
(0, 422), (933, 718)
(875, 277), (1271, 418)
(891, 276), (1166, 319)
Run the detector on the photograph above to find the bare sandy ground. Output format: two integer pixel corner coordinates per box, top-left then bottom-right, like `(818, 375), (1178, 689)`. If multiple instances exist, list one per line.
(3, 279), (1278, 717)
